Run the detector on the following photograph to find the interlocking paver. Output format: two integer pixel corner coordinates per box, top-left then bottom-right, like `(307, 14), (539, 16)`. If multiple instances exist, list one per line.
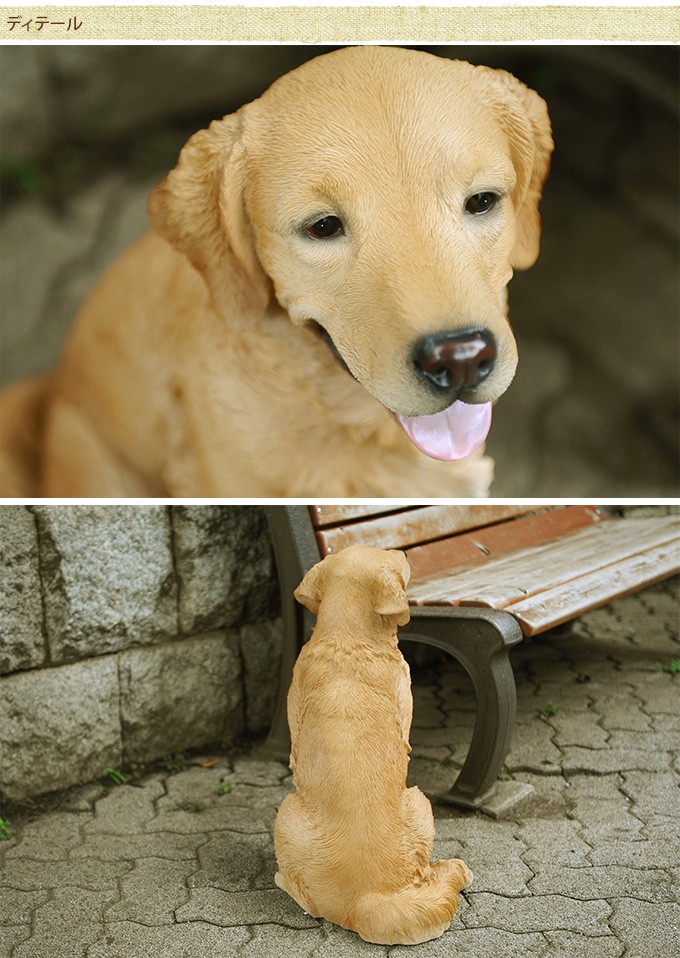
(246, 923), (392, 957)
(190, 831), (276, 892)
(105, 858), (196, 923)
(14, 887), (117, 958)
(394, 927), (548, 957)
(505, 717), (563, 772)
(589, 833), (680, 869)
(0, 927), (30, 958)
(85, 780), (164, 834)
(462, 891), (612, 935)
(590, 694), (652, 732)
(175, 886), (318, 928)
(1, 858), (132, 891)
(608, 899), (680, 958)
(560, 746), (672, 775)
(621, 770), (680, 819)
(3, 812), (88, 860)
(0, 887), (49, 925)
(14, 923), (104, 958)
(626, 674), (680, 715)
(518, 820), (592, 867)
(87, 920), (250, 958)
(528, 863), (674, 902)
(71, 831), (204, 862)
(542, 930), (623, 957)
(0, 581), (677, 956)
(548, 711), (609, 750)
(567, 797), (642, 834)
(460, 856), (534, 897)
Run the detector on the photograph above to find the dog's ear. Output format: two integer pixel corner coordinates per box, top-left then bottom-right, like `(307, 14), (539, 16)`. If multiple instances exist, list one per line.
(373, 561), (411, 627)
(148, 112), (271, 328)
(472, 66), (554, 270)
(294, 561), (325, 615)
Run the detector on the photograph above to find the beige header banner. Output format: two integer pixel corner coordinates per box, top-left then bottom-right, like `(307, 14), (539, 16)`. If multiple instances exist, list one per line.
(1, 6), (678, 42)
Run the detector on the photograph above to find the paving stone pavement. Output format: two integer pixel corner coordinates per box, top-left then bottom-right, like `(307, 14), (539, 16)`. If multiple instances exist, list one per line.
(1, 577), (678, 958)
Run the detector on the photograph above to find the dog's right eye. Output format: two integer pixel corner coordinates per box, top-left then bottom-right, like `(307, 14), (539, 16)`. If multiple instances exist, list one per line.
(306, 216), (344, 239)
(465, 192), (499, 215)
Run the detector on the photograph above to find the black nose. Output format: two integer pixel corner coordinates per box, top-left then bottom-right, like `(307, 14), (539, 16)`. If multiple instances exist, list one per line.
(413, 329), (497, 394)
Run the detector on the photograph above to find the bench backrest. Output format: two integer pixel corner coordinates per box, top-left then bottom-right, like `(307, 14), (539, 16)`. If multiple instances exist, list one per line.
(309, 505), (608, 578)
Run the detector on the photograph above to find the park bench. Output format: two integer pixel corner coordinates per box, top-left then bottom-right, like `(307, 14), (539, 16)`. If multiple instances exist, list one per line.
(263, 504), (679, 809)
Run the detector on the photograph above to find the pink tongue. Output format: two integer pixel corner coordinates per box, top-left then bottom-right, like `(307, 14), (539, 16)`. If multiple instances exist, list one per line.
(397, 400), (492, 461)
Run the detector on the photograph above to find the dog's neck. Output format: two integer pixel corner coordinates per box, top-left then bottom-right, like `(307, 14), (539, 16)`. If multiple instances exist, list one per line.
(313, 591), (400, 649)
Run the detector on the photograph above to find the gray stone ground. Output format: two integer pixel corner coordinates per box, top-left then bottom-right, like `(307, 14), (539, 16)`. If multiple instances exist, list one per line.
(1, 576), (678, 958)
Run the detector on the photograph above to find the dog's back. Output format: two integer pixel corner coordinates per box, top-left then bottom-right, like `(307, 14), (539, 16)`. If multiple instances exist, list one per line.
(290, 634), (413, 838)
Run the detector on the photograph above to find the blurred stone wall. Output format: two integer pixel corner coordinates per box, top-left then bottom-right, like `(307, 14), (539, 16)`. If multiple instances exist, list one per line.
(0, 505), (281, 800)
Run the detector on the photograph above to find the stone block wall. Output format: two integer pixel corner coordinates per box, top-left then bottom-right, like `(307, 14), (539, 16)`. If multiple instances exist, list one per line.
(0, 505), (281, 800)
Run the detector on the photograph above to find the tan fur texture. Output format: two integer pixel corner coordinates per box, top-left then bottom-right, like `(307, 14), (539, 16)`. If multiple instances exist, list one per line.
(274, 545), (473, 945)
(0, 46), (552, 497)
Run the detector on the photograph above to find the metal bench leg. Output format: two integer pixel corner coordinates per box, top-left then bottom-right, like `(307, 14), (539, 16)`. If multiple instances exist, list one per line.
(402, 607), (523, 808)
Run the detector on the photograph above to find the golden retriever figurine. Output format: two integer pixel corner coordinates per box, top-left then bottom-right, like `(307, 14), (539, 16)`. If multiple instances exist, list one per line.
(0, 46), (552, 497)
(274, 545), (473, 945)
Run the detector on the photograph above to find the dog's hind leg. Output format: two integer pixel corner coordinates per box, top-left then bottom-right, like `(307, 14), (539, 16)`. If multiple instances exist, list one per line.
(274, 793), (322, 917)
(401, 786), (436, 866)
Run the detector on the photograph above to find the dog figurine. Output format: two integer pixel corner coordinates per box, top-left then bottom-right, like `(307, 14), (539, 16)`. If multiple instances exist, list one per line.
(0, 46), (552, 497)
(274, 545), (472, 945)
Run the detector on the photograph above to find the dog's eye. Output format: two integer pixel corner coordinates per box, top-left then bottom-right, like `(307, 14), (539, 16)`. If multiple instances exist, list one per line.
(465, 192), (499, 215)
(306, 216), (344, 239)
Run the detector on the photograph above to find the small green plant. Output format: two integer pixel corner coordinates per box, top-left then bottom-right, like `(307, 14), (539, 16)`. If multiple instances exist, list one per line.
(103, 766), (127, 785)
(175, 800), (205, 813)
(662, 659), (680, 674)
(214, 781), (236, 796)
(541, 701), (560, 717)
(163, 752), (188, 774)
(0, 817), (11, 841)
(497, 765), (513, 782)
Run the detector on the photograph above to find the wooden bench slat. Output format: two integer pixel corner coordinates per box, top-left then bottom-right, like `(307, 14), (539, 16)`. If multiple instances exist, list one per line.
(407, 518), (680, 613)
(509, 542), (680, 635)
(405, 505), (605, 578)
(315, 504), (535, 555)
(309, 505), (408, 526)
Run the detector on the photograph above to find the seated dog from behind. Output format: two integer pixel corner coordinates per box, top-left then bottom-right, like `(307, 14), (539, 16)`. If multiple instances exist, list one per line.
(274, 545), (472, 945)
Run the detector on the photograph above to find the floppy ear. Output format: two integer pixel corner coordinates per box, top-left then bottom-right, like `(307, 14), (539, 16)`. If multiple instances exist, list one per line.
(373, 560), (411, 626)
(472, 66), (554, 270)
(148, 112), (271, 328)
(294, 561), (325, 615)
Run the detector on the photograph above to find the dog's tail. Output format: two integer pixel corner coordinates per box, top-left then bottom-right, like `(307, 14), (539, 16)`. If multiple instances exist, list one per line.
(348, 858), (472, 946)
(0, 373), (50, 496)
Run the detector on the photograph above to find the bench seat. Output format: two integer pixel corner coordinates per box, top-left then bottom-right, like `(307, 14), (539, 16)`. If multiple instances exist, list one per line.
(407, 515), (679, 635)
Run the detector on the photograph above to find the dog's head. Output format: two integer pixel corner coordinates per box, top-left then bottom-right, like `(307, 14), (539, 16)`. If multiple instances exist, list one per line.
(295, 545), (411, 628)
(149, 46), (552, 460)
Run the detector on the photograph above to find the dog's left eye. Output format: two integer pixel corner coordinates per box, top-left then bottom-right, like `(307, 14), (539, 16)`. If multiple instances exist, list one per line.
(306, 216), (345, 239)
(465, 192), (499, 215)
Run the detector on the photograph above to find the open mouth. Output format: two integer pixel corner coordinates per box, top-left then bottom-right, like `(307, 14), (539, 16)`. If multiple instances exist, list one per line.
(312, 322), (492, 462)
(314, 323), (350, 373)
